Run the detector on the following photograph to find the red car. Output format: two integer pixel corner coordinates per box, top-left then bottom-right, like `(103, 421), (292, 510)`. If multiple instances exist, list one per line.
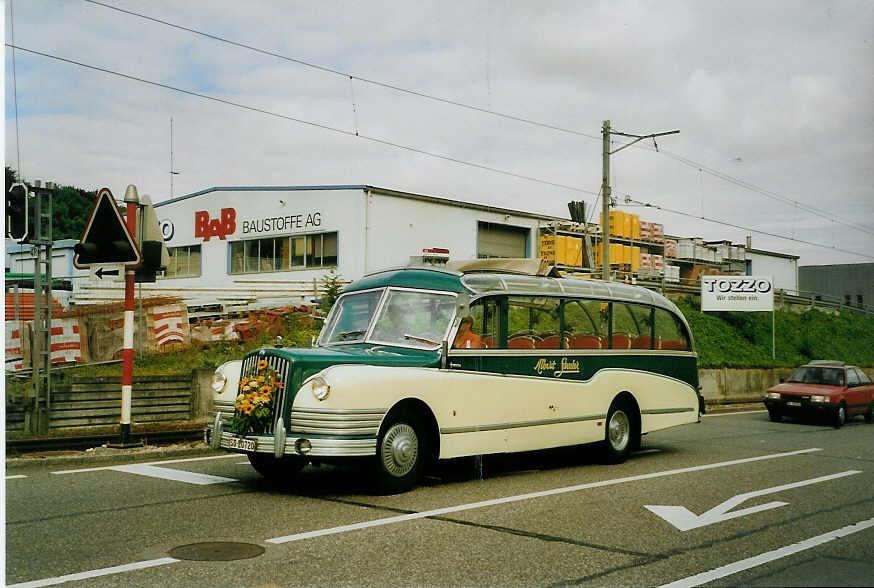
(764, 361), (874, 427)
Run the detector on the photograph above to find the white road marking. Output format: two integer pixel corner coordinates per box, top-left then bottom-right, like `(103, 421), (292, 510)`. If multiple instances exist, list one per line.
(704, 410), (766, 417)
(6, 475), (28, 480)
(267, 447), (822, 544)
(8, 557), (179, 588)
(659, 516), (874, 588)
(110, 463), (238, 485)
(51, 453), (239, 475)
(646, 470), (862, 531)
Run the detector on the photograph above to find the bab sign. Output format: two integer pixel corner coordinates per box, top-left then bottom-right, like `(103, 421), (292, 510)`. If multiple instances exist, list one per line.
(701, 276), (774, 312)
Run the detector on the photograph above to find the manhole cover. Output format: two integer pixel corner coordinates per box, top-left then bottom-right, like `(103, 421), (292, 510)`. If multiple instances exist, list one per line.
(168, 541), (265, 561)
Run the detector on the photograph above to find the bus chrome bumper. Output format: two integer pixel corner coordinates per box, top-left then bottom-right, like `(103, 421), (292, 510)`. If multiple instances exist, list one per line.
(207, 415), (376, 458)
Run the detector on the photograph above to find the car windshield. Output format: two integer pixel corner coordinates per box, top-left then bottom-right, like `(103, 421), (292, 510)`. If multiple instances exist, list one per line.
(320, 289), (384, 344)
(369, 289), (456, 349)
(787, 366), (845, 386)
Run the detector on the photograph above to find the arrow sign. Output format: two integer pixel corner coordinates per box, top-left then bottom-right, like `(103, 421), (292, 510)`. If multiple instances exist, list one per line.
(645, 470), (861, 531)
(89, 263), (125, 282)
(96, 267), (119, 278)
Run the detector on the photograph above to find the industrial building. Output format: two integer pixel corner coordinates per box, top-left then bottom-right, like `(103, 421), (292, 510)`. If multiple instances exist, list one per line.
(6, 184), (804, 309)
(799, 263), (874, 311)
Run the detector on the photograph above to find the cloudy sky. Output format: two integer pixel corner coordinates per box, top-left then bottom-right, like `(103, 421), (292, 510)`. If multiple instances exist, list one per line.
(5, 0), (873, 266)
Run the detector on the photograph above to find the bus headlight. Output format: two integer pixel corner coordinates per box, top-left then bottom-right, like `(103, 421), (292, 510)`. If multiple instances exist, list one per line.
(810, 395), (829, 403)
(211, 369), (227, 392)
(311, 377), (330, 401)
(766, 392), (781, 400)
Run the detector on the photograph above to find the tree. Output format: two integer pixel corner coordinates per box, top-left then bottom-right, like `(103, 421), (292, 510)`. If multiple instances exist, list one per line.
(320, 270), (345, 315)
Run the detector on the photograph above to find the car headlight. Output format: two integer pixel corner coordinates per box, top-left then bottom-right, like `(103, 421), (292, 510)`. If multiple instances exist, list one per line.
(766, 392), (781, 400)
(211, 368), (228, 392)
(810, 395), (829, 403)
(311, 377), (330, 401)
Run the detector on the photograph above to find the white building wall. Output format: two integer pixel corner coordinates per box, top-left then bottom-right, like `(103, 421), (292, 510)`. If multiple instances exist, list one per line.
(747, 250), (798, 292)
(363, 189), (542, 272)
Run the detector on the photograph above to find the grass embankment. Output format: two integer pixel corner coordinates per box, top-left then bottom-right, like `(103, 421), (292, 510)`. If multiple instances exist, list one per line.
(8, 301), (872, 389)
(673, 297), (874, 369)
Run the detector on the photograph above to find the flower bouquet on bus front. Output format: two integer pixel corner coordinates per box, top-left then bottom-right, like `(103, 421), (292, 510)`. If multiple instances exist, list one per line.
(232, 360), (283, 435)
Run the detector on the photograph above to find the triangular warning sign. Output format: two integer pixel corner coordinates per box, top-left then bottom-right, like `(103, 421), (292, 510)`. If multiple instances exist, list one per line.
(73, 188), (142, 269)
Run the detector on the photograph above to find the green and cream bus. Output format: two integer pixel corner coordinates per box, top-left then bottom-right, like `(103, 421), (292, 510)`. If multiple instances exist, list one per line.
(208, 260), (703, 492)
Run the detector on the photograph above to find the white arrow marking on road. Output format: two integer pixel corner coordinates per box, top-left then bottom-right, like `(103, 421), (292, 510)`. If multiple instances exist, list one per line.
(645, 470), (861, 531)
(110, 464), (237, 485)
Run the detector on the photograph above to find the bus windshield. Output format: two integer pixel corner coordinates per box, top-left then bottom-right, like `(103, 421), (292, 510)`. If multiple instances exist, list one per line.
(370, 289), (456, 349)
(321, 288), (456, 348)
(320, 289), (384, 344)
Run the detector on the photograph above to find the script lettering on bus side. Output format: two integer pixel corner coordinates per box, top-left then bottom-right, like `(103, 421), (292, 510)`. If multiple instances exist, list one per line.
(534, 357), (581, 378)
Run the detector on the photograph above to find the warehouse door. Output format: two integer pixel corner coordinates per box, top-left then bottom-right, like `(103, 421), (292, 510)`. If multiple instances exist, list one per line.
(477, 222), (529, 258)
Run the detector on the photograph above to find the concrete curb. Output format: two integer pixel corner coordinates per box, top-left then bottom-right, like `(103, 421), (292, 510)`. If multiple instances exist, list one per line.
(5, 441), (220, 469)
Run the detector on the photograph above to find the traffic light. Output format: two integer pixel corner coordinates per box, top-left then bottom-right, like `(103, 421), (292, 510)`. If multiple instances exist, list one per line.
(6, 183), (29, 242)
(134, 194), (169, 283)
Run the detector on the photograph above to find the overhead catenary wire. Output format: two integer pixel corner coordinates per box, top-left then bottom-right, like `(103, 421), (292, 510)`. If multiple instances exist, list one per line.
(4, 43), (598, 197)
(79, 0), (601, 142)
(79, 0), (873, 240)
(7, 43), (871, 261)
(623, 196), (874, 260)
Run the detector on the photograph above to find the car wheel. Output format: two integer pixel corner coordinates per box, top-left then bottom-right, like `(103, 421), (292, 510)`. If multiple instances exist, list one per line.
(864, 402), (873, 424)
(602, 398), (638, 464)
(375, 410), (425, 493)
(833, 404), (846, 429)
(248, 453), (307, 483)
(768, 408), (782, 422)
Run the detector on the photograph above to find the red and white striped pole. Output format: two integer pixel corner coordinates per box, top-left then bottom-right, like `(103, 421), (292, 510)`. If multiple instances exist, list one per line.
(119, 185), (140, 447)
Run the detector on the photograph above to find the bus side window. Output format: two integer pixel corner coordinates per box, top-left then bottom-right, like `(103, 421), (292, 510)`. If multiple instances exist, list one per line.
(454, 299), (498, 349)
(564, 299), (606, 349)
(506, 297), (560, 349)
(610, 303), (639, 349)
(654, 308), (690, 351)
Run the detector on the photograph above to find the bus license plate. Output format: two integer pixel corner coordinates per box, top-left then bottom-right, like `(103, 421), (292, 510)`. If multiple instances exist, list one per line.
(787, 401), (801, 407)
(228, 436), (256, 452)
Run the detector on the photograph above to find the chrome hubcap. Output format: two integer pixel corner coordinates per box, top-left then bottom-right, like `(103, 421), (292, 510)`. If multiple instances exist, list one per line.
(381, 423), (418, 477)
(608, 410), (630, 452)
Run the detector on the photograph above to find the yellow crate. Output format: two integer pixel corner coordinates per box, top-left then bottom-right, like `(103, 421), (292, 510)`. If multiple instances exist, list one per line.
(631, 215), (640, 240)
(565, 237), (583, 266)
(631, 246), (640, 272)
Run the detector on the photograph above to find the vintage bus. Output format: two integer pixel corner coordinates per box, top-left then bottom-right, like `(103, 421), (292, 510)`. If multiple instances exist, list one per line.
(208, 261), (703, 492)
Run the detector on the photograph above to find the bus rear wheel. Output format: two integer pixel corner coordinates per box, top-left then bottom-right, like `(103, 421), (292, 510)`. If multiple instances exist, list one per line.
(602, 399), (638, 463)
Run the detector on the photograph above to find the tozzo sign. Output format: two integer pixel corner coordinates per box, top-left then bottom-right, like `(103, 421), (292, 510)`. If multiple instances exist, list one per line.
(701, 276), (774, 312)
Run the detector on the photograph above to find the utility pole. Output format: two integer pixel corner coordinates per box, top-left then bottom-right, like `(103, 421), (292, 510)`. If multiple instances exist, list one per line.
(600, 120), (679, 281)
(601, 121), (612, 280)
(170, 117), (180, 199)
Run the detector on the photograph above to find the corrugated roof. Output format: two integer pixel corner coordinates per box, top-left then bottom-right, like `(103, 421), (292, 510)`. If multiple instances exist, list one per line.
(154, 185), (566, 222)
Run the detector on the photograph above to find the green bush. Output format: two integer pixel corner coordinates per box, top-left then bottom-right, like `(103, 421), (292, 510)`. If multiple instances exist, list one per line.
(673, 296), (874, 368)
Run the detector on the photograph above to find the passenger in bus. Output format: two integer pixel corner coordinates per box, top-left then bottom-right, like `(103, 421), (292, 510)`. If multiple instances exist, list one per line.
(453, 316), (483, 349)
